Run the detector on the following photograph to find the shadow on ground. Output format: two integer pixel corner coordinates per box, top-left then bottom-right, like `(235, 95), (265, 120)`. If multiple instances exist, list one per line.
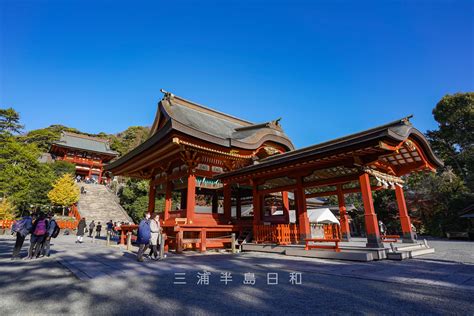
(0, 235), (473, 315)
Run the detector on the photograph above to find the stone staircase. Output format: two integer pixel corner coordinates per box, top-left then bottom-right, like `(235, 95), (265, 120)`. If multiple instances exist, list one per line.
(77, 183), (133, 225)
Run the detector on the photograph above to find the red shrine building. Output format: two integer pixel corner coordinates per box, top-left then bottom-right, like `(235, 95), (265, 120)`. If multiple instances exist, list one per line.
(50, 132), (118, 183)
(106, 91), (443, 252)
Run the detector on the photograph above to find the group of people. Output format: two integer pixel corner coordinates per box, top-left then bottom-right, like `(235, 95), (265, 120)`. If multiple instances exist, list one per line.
(136, 212), (165, 262)
(11, 211), (60, 260)
(74, 218), (128, 243)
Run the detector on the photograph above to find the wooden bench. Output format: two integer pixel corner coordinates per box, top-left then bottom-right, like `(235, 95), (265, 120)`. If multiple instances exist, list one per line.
(382, 235), (400, 242)
(305, 238), (340, 252)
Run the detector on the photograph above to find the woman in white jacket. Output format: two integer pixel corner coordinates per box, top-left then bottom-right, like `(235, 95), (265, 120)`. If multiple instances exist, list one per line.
(149, 213), (161, 260)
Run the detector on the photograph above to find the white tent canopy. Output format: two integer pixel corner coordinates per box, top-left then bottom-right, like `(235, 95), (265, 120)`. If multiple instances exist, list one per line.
(283, 208), (339, 224)
(307, 208), (340, 224)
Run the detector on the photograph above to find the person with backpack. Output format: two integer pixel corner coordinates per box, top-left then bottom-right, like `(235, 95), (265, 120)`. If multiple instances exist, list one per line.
(11, 211), (33, 260)
(88, 220), (95, 238)
(40, 213), (59, 257)
(136, 213), (151, 262)
(76, 217), (86, 243)
(27, 212), (48, 259)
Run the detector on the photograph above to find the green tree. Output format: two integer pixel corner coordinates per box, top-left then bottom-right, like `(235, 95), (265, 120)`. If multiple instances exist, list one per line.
(427, 93), (474, 188)
(47, 174), (80, 215)
(109, 126), (150, 156)
(51, 160), (76, 178)
(0, 197), (16, 221)
(0, 107), (23, 136)
(19, 124), (82, 152)
(0, 135), (56, 210)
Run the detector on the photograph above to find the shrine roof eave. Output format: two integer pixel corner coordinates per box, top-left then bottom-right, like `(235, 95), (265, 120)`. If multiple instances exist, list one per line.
(215, 117), (444, 181)
(50, 143), (118, 158)
(158, 93), (295, 151)
(105, 121), (174, 173)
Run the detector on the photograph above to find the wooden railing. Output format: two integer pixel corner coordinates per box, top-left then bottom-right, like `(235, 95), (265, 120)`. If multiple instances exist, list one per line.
(253, 224), (299, 244)
(173, 226), (235, 253)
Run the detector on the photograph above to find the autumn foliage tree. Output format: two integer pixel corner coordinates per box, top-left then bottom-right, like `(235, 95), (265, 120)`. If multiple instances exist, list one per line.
(47, 174), (80, 215)
(0, 197), (16, 221)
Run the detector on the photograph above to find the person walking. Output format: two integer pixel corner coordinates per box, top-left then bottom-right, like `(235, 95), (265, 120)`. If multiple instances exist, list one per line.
(378, 220), (387, 237)
(76, 218), (87, 243)
(149, 213), (161, 260)
(136, 213), (151, 262)
(96, 222), (102, 237)
(88, 220), (95, 238)
(11, 211), (33, 260)
(106, 220), (113, 238)
(41, 213), (58, 257)
(27, 212), (48, 259)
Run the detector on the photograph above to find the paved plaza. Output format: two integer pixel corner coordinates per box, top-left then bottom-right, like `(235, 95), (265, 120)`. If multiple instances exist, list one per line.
(0, 234), (473, 315)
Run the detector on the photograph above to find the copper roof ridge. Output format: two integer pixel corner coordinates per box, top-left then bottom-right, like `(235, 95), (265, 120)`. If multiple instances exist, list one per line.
(234, 119), (283, 132)
(62, 131), (110, 143)
(161, 90), (254, 126)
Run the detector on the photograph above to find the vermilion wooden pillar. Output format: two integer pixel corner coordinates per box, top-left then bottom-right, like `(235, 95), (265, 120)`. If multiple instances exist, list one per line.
(252, 185), (261, 226)
(148, 180), (156, 214)
(164, 181), (173, 220)
(359, 173), (384, 248)
(336, 185), (351, 241)
(223, 183), (232, 222)
(395, 186), (416, 243)
(282, 191), (290, 223)
(295, 178), (310, 242)
(186, 174), (196, 223)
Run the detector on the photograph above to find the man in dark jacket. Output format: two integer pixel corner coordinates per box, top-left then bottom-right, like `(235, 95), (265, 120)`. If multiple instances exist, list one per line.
(96, 222), (102, 237)
(136, 213), (151, 262)
(11, 211), (33, 260)
(76, 218), (87, 243)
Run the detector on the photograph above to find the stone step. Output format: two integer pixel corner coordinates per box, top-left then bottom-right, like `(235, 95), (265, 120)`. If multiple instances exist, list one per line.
(387, 247), (435, 260)
(394, 244), (425, 252)
(77, 183), (133, 224)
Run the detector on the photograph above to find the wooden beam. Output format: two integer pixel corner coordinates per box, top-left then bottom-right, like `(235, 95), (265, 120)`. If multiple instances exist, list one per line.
(306, 185), (383, 198)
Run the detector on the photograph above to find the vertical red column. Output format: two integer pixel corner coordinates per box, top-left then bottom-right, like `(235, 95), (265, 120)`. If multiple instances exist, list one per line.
(164, 181), (172, 220)
(223, 183), (232, 222)
(295, 177), (310, 242)
(282, 191), (290, 223)
(336, 185), (351, 241)
(395, 186), (416, 243)
(186, 174), (196, 223)
(148, 180), (156, 214)
(359, 173), (383, 248)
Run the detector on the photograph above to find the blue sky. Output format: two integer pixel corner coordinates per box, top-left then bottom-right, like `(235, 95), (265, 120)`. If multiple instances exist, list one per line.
(1, 0), (473, 149)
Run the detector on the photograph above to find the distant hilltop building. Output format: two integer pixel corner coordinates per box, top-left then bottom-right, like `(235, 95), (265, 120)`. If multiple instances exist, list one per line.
(49, 132), (118, 183)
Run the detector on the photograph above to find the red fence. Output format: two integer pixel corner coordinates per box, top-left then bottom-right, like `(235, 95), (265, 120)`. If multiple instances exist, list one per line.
(0, 220), (14, 229)
(253, 224), (300, 244)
